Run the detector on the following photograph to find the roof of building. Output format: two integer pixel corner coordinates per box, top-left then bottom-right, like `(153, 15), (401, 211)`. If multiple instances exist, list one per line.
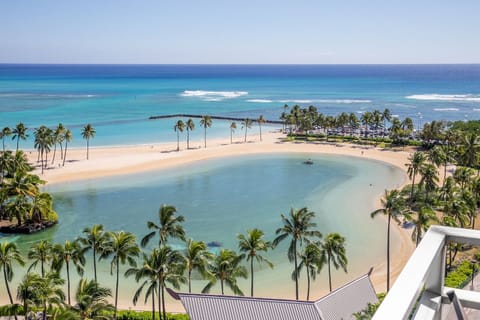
(168, 268), (377, 320)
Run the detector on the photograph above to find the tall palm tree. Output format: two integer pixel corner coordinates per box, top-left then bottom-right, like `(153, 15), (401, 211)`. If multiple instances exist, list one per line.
(174, 120), (185, 152)
(183, 239), (213, 293)
(0, 241), (25, 319)
(34, 126), (53, 174)
(62, 129), (73, 167)
(257, 115), (266, 141)
(36, 272), (65, 320)
(294, 242), (322, 300)
(51, 123), (65, 164)
(237, 228), (273, 297)
(242, 118), (253, 143)
(405, 207), (438, 246)
(406, 152), (426, 201)
(1, 127), (12, 152)
(17, 272), (42, 319)
(382, 108), (392, 136)
(72, 278), (113, 320)
(202, 249), (247, 296)
(12, 122), (28, 152)
(79, 224), (108, 283)
(100, 231), (140, 320)
(230, 122), (237, 144)
(185, 118), (195, 149)
(370, 189), (405, 291)
(81, 124), (96, 160)
(419, 163), (439, 203)
(141, 204), (186, 248)
(273, 207), (322, 300)
(52, 240), (86, 305)
(28, 240), (53, 277)
(199, 115), (212, 148)
(459, 132), (480, 168)
(61, 129), (73, 167)
(125, 251), (159, 320)
(320, 233), (348, 292)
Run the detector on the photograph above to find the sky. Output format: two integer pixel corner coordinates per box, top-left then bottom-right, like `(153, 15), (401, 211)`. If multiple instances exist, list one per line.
(1, 0), (479, 64)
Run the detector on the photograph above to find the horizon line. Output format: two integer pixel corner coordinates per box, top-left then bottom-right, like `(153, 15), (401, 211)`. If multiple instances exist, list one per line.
(1, 62), (480, 66)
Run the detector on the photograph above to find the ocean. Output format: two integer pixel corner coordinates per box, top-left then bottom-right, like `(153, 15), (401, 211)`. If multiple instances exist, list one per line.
(1, 64), (479, 148)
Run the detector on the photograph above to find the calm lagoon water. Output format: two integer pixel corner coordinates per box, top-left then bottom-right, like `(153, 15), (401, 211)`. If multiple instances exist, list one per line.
(1, 153), (404, 303)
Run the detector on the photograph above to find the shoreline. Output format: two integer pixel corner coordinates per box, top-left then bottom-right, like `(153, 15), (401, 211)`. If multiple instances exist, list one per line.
(22, 130), (415, 310)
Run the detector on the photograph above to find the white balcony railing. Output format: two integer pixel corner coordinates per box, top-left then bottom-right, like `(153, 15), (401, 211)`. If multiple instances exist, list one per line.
(373, 226), (480, 320)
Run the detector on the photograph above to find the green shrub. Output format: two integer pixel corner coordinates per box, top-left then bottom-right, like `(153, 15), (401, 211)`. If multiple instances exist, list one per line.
(117, 310), (189, 320)
(445, 260), (478, 288)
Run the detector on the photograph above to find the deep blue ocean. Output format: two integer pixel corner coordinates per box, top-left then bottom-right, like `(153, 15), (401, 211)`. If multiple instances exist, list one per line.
(1, 64), (479, 147)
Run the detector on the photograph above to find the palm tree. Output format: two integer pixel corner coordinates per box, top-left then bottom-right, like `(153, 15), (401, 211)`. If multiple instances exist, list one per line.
(419, 163), (439, 203)
(174, 120), (185, 152)
(295, 242), (322, 300)
(28, 240), (53, 277)
(52, 240), (86, 305)
(34, 126), (53, 174)
(237, 228), (273, 297)
(320, 233), (348, 292)
(12, 122), (28, 152)
(17, 272), (42, 319)
(63, 129), (73, 166)
(125, 251), (159, 320)
(230, 122), (237, 144)
(0, 241), (25, 319)
(100, 231), (140, 320)
(406, 152), (426, 201)
(79, 224), (109, 283)
(185, 118), (195, 149)
(459, 132), (480, 168)
(370, 189), (405, 291)
(202, 249), (247, 296)
(405, 207), (438, 246)
(273, 207), (322, 300)
(199, 115), (212, 148)
(257, 115), (266, 141)
(51, 123), (65, 164)
(242, 118), (253, 143)
(72, 278), (113, 320)
(1, 127), (12, 152)
(36, 272), (65, 320)
(81, 124), (96, 160)
(382, 108), (392, 136)
(183, 239), (213, 293)
(141, 204), (186, 248)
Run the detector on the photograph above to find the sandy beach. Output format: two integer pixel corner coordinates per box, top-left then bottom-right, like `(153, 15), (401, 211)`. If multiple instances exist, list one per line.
(27, 130), (415, 311)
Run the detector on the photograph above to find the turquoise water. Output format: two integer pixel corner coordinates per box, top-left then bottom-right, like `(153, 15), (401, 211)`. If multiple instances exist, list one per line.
(1, 64), (480, 148)
(1, 153), (404, 303)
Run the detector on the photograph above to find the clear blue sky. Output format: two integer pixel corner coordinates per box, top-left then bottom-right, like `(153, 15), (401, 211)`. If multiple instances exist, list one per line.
(1, 0), (479, 64)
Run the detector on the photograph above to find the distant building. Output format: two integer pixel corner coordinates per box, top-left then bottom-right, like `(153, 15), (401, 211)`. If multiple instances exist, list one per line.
(168, 269), (377, 320)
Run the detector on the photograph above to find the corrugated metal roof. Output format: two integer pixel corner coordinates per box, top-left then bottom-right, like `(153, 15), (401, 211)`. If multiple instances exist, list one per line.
(168, 271), (377, 320)
(315, 274), (378, 320)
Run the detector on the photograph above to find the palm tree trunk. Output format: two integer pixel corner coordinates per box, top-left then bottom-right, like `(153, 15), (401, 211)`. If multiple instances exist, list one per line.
(114, 257), (119, 320)
(410, 171), (416, 201)
(52, 143), (57, 164)
(41, 260), (44, 278)
(307, 269), (311, 300)
(63, 141), (68, 166)
(41, 149), (44, 174)
(93, 249), (97, 283)
(176, 131), (180, 151)
(204, 127), (207, 148)
(3, 266), (15, 305)
(294, 239), (298, 300)
(244, 128), (247, 143)
(87, 138), (90, 160)
(387, 213), (391, 292)
(221, 279), (224, 295)
(16, 138), (19, 153)
(328, 256), (332, 292)
(230, 130), (233, 144)
(250, 258), (254, 297)
(59, 142), (63, 160)
(187, 129), (190, 149)
(158, 282), (162, 320)
(161, 284), (166, 320)
(151, 290), (156, 320)
(189, 270), (192, 293)
(259, 124), (262, 141)
(67, 261), (71, 305)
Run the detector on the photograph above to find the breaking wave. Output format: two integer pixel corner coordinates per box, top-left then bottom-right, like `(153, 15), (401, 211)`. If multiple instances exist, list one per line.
(247, 99), (273, 103)
(433, 108), (460, 111)
(180, 90), (248, 100)
(406, 94), (480, 102)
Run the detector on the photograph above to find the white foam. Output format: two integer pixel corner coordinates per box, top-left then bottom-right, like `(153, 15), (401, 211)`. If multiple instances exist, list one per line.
(180, 90), (248, 100)
(278, 99), (370, 104)
(473, 109), (480, 112)
(247, 99), (273, 103)
(406, 94), (480, 102)
(433, 108), (460, 111)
